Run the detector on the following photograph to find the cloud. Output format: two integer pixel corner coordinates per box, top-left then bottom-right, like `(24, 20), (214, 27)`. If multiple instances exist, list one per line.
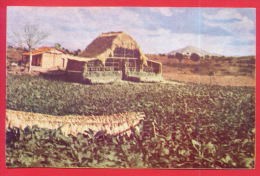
(130, 27), (255, 56)
(203, 9), (243, 20)
(7, 7), (255, 56)
(149, 7), (174, 16)
(173, 9), (186, 13)
(204, 16), (255, 34)
(7, 7), (145, 50)
(203, 9), (255, 36)
(202, 9), (255, 55)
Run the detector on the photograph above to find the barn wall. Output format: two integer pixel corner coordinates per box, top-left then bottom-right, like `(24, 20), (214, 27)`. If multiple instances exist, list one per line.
(66, 57), (163, 83)
(41, 53), (53, 69)
(144, 60), (162, 74)
(66, 59), (85, 72)
(41, 53), (66, 70)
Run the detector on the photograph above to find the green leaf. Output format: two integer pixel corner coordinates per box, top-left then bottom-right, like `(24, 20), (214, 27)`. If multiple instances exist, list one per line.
(205, 142), (216, 154)
(221, 154), (232, 164)
(241, 158), (254, 168)
(191, 139), (201, 152)
(162, 148), (170, 155)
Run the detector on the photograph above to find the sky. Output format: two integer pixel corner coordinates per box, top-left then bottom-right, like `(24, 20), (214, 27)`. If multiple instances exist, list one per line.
(7, 7), (256, 56)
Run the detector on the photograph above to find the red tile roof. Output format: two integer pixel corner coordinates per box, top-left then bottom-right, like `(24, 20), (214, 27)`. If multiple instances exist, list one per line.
(22, 47), (66, 56)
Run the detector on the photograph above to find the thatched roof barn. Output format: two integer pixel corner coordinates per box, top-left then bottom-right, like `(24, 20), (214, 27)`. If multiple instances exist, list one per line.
(79, 31), (148, 65)
(66, 31), (162, 83)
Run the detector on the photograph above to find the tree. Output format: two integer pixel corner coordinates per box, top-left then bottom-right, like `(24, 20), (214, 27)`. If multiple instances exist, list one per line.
(208, 71), (215, 85)
(73, 49), (81, 56)
(159, 53), (166, 56)
(10, 23), (49, 72)
(205, 55), (210, 59)
(175, 52), (184, 63)
(64, 49), (71, 54)
(190, 53), (200, 62)
(167, 54), (174, 59)
(54, 43), (61, 49)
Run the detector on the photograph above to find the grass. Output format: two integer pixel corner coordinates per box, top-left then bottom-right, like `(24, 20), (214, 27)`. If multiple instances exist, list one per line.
(6, 73), (255, 168)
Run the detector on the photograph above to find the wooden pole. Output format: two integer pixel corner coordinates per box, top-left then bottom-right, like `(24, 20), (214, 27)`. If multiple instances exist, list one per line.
(29, 51), (32, 72)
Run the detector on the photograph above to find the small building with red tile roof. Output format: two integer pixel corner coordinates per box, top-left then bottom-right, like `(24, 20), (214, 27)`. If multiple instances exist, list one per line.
(22, 47), (74, 72)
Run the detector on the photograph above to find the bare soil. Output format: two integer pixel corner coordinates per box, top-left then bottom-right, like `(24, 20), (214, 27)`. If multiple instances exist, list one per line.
(163, 72), (255, 87)
(146, 54), (255, 87)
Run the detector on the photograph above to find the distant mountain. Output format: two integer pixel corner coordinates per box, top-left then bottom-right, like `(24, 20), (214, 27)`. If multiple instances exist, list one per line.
(168, 45), (221, 57)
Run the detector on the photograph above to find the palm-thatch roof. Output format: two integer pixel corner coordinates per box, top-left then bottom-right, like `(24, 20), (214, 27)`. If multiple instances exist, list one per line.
(79, 31), (148, 64)
(6, 109), (145, 136)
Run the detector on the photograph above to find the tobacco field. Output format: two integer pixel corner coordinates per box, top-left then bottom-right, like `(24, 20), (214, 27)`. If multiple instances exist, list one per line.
(6, 74), (255, 168)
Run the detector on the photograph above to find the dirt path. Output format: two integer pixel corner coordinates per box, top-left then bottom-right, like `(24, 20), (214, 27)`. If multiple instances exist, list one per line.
(6, 109), (144, 136)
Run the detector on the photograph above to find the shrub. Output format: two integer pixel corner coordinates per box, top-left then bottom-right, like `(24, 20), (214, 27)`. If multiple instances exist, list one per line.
(190, 53), (200, 62)
(175, 52), (184, 63)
